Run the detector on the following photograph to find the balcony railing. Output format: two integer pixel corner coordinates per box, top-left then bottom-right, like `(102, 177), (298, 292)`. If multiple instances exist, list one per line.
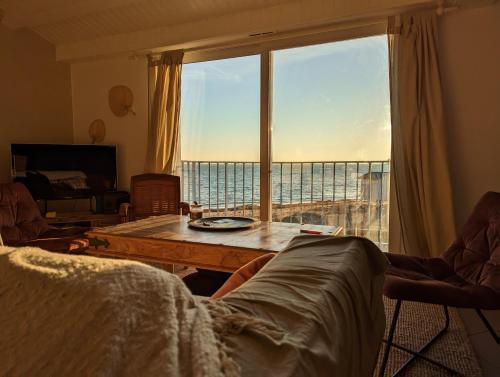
(182, 160), (390, 250)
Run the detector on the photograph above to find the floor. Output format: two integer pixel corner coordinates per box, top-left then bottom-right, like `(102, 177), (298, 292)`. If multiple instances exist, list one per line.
(458, 309), (500, 376)
(378, 299), (482, 376)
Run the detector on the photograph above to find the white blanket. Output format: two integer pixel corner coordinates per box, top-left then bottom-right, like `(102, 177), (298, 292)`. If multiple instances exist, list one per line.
(0, 246), (239, 377)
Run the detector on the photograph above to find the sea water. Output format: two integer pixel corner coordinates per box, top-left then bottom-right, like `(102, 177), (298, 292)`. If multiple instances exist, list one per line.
(182, 161), (390, 209)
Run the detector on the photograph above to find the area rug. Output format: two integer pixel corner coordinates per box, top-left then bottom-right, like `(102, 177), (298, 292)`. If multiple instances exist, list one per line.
(375, 297), (483, 376)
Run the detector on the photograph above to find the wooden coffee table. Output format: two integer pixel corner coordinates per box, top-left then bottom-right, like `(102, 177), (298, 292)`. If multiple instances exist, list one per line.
(86, 215), (341, 272)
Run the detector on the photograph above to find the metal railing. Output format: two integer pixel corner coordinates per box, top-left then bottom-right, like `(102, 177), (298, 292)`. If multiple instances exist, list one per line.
(182, 160), (390, 250)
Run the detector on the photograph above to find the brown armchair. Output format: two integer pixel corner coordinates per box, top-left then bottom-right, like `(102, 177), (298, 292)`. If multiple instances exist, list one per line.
(0, 183), (89, 253)
(119, 174), (189, 222)
(379, 191), (500, 376)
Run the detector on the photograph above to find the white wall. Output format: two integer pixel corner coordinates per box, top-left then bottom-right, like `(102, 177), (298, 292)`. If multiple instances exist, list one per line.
(0, 25), (73, 182)
(71, 57), (149, 190)
(439, 9), (500, 366)
(439, 3), (500, 228)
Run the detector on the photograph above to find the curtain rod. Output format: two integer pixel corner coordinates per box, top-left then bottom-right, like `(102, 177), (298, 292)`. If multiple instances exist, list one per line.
(138, 18), (386, 61)
(131, 1), (460, 60)
(436, 0), (459, 15)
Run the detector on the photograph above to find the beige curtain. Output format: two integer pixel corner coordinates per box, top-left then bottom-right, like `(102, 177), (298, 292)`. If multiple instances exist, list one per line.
(145, 51), (183, 174)
(388, 12), (455, 257)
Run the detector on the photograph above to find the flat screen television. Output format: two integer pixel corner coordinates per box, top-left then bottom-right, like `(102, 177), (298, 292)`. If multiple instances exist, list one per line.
(11, 144), (117, 200)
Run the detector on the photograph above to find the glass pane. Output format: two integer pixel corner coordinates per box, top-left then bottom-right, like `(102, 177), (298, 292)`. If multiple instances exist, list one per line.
(271, 35), (391, 250)
(180, 55), (260, 217)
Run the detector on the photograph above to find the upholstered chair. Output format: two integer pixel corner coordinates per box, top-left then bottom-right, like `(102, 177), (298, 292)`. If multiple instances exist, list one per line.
(379, 191), (500, 376)
(0, 183), (89, 253)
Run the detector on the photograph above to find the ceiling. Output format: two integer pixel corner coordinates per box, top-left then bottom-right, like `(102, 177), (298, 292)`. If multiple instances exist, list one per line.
(0, 0), (294, 45)
(1, 0), (496, 61)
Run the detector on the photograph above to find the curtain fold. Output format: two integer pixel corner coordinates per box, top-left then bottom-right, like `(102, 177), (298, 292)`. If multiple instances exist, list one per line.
(145, 50), (183, 175)
(388, 12), (455, 257)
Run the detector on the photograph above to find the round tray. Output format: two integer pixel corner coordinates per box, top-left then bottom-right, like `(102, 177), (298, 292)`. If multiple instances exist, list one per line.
(188, 216), (259, 231)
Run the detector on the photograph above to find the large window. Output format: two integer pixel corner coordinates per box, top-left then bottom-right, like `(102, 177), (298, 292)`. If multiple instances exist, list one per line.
(272, 35), (391, 248)
(181, 33), (391, 249)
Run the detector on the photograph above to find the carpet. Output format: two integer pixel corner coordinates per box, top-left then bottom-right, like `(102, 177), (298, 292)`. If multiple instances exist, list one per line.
(375, 297), (483, 376)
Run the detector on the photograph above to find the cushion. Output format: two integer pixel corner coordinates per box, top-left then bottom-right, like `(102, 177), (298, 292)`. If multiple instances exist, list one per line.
(211, 253), (276, 299)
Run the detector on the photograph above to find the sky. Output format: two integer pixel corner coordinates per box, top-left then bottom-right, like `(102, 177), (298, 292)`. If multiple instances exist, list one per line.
(180, 34), (391, 162)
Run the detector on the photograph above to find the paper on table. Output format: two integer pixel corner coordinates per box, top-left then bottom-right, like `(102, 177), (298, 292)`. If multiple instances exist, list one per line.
(300, 224), (340, 235)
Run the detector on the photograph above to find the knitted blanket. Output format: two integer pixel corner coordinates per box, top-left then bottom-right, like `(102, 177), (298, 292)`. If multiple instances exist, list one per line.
(0, 246), (239, 377)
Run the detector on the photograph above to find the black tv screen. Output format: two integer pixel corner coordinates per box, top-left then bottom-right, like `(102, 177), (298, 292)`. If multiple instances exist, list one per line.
(11, 144), (117, 200)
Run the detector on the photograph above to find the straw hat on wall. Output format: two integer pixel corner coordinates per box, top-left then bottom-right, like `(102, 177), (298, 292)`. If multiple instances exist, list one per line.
(108, 85), (135, 117)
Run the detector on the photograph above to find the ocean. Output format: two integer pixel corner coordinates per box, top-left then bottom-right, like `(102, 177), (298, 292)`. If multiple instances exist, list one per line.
(182, 161), (390, 209)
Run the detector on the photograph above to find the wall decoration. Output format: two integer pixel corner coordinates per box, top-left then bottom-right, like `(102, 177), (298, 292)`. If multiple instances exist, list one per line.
(108, 85), (135, 117)
(89, 119), (106, 144)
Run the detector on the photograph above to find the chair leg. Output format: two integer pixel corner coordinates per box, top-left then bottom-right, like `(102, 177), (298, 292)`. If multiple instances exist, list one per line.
(391, 305), (459, 376)
(475, 309), (500, 344)
(378, 299), (402, 377)
(379, 302), (460, 376)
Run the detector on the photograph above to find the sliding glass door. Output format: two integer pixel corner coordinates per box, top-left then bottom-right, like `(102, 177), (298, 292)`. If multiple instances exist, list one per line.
(179, 34), (391, 249)
(271, 35), (391, 249)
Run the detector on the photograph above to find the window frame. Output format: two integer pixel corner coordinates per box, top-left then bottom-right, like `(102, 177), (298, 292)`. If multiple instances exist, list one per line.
(180, 21), (389, 222)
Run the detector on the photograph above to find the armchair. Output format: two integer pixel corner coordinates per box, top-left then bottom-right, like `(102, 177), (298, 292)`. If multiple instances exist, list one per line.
(379, 191), (500, 376)
(0, 183), (89, 253)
